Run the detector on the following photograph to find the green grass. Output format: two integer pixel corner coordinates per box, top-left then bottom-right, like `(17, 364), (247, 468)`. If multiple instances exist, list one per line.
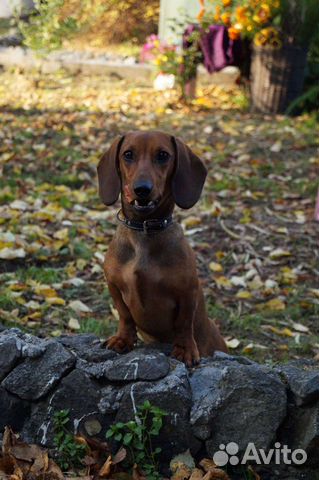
(79, 317), (115, 337)
(16, 266), (66, 284)
(0, 18), (12, 36)
(0, 292), (18, 310)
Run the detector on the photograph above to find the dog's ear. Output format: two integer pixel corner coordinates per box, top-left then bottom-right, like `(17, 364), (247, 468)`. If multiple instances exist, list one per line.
(172, 137), (207, 209)
(97, 135), (124, 205)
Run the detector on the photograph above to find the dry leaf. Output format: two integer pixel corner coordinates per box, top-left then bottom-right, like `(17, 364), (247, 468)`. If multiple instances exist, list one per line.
(98, 454), (112, 477)
(189, 468), (204, 480)
(69, 300), (92, 313)
(199, 458), (217, 472)
(202, 468), (230, 480)
(226, 338), (241, 349)
(209, 262), (223, 273)
(0, 248), (26, 259)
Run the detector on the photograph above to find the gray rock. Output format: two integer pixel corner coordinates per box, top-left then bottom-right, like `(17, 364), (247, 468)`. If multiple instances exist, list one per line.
(0, 386), (30, 432)
(105, 348), (170, 382)
(99, 385), (124, 414)
(76, 357), (114, 379)
(277, 360), (319, 406)
(0, 328), (47, 358)
(22, 369), (106, 446)
(114, 362), (198, 462)
(59, 334), (117, 362)
(2, 341), (75, 400)
(190, 360), (287, 455)
(279, 399), (319, 467)
(0, 336), (21, 381)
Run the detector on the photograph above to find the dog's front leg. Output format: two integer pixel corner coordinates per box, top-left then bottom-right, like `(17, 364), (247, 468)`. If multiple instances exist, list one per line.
(171, 293), (200, 367)
(106, 282), (137, 353)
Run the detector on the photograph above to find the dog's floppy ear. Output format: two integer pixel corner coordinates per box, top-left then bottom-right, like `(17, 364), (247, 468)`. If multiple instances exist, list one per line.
(97, 135), (124, 205)
(172, 137), (207, 209)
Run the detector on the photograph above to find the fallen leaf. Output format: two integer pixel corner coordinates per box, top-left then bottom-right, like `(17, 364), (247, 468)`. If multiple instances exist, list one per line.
(269, 248), (291, 260)
(68, 317), (81, 330)
(226, 338), (241, 349)
(69, 300), (92, 313)
(209, 262), (223, 273)
(258, 298), (286, 311)
(292, 322), (309, 333)
(98, 454), (113, 477)
(189, 469), (204, 479)
(0, 247), (26, 259)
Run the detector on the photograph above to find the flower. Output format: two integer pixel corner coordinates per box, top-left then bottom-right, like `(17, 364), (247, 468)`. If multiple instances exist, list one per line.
(222, 0), (232, 6)
(236, 5), (248, 24)
(197, 7), (205, 21)
(253, 3), (271, 24)
(228, 26), (241, 40)
(221, 12), (231, 25)
(213, 5), (221, 22)
(254, 26), (281, 47)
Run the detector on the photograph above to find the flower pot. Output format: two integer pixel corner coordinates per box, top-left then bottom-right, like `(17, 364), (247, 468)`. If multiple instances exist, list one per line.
(250, 45), (307, 114)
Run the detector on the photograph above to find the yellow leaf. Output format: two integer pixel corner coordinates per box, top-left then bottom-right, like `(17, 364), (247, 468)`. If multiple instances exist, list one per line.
(46, 297), (66, 306)
(76, 259), (87, 271)
(269, 248), (291, 260)
(35, 285), (57, 298)
(242, 343), (254, 353)
(53, 228), (69, 240)
(214, 276), (232, 288)
(258, 298), (286, 311)
(278, 344), (289, 351)
(215, 251), (226, 261)
(264, 325), (293, 337)
(236, 290), (252, 299)
(209, 262), (223, 273)
(182, 216), (202, 228)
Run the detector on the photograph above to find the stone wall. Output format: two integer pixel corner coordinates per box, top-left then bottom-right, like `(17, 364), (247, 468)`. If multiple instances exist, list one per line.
(0, 328), (318, 477)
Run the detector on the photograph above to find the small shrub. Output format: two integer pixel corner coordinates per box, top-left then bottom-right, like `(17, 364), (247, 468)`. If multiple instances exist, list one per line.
(53, 409), (88, 471)
(106, 400), (167, 479)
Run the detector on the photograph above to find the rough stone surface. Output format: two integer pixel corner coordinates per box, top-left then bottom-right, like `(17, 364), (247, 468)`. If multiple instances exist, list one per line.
(0, 328), (318, 475)
(106, 348), (170, 382)
(114, 361), (196, 462)
(2, 340), (75, 400)
(190, 359), (287, 455)
(0, 386), (30, 432)
(277, 360), (319, 406)
(279, 400), (319, 468)
(0, 336), (21, 380)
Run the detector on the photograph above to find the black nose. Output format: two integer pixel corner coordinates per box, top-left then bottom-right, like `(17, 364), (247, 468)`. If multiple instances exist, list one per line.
(133, 179), (153, 198)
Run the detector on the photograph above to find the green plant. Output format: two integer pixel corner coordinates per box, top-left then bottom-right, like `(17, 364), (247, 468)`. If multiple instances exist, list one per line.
(53, 409), (88, 470)
(16, 0), (101, 53)
(106, 400), (167, 479)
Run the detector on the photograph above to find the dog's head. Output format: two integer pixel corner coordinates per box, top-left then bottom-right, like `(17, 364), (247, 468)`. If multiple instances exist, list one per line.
(97, 131), (207, 216)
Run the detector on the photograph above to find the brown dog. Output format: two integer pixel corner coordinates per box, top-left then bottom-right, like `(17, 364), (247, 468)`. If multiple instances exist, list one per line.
(97, 131), (227, 366)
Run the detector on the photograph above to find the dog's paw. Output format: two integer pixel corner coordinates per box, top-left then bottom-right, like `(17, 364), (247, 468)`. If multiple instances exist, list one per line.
(106, 335), (135, 353)
(171, 343), (200, 367)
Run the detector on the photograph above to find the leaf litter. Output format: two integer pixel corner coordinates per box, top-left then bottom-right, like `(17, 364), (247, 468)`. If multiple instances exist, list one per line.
(0, 68), (318, 364)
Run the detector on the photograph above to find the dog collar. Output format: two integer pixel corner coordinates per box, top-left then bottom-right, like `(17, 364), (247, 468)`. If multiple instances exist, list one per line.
(116, 210), (174, 234)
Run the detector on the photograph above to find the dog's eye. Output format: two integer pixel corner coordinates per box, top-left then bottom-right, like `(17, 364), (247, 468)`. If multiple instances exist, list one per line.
(123, 150), (134, 162)
(156, 151), (170, 165)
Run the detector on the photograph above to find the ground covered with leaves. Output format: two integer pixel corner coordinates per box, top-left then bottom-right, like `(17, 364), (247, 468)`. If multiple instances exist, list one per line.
(0, 69), (318, 363)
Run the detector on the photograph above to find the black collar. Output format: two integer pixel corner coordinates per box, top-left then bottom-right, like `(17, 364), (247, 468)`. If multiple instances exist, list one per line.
(116, 210), (174, 234)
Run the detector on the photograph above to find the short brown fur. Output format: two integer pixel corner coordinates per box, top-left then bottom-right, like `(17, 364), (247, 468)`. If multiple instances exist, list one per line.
(98, 131), (227, 366)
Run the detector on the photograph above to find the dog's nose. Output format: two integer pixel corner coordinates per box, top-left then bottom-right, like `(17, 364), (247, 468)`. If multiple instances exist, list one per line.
(133, 179), (153, 199)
